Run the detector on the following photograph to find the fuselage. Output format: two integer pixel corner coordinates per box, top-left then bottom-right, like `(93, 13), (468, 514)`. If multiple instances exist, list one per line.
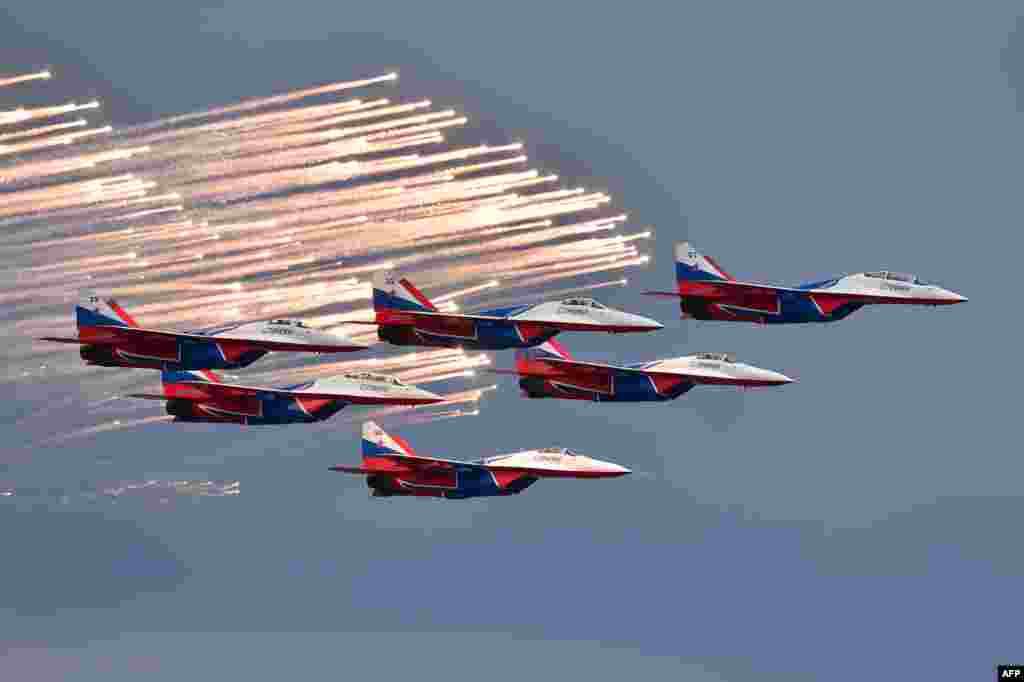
(520, 372), (694, 402)
(375, 297), (663, 350)
(79, 334), (269, 371)
(520, 354), (792, 401)
(362, 449), (629, 499)
(365, 468), (539, 499)
(678, 270), (966, 324)
(378, 316), (560, 350)
(76, 308), (360, 370)
(166, 392), (346, 425)
(162, 373), (440, 425)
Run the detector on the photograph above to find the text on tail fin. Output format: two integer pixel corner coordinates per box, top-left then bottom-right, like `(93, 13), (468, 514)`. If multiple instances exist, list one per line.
(76, 292), (140, 328)
(675, 242), (734, 282)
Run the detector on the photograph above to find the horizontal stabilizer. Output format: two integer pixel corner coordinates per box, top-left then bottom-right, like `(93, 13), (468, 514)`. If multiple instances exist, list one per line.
(328, 465), (377, 474)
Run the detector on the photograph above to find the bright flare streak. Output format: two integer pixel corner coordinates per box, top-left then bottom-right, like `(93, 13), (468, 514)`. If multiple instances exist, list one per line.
(433, 280), (500, 303)
(0, 70), (53, 88)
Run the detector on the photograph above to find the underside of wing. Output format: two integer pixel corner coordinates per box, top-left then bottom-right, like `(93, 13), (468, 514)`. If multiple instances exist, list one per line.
(328, 465), (378, 474)
(72, 325), (361, 353)
(38, 336), (96, 344)
(205, 337), (365, 353)
(648, 280), (792, 298)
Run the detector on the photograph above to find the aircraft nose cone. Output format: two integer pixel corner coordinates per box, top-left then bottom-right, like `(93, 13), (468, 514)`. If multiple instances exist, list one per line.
(948, 291), (968, 304)
(767, 370), (796, 385)
(416, 387), (445, 403)
(607, 462), (632, 476)
(626, 312), (664, 331)
(588, 458), (631, 476)
(742, 366), (794, 386)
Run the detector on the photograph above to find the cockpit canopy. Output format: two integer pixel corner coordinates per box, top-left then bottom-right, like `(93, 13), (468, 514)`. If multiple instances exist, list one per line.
(344, 371), (404, 386)
(560, 298), (606, 309)
(863, 271), (922, 284)
(536, 447), (577, 456)
(268, 318), (309, 328)
(692, 352), (736, 363)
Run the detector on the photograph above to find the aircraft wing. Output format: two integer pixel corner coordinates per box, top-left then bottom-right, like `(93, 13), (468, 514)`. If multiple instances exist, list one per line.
(500, 357), (694, 382)
(140, 380), (433, 405)
(345, 310), (506, 326)
(334, 452), (489, 475)
(42, 325), (364, 353)
(644, 279), (924, 304)
(644, 279), (791, 299)
(494, 356), (757, 389)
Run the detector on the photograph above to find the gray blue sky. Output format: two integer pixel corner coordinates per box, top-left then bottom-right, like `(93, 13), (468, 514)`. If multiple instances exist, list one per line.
(2, 2), (1021, 680)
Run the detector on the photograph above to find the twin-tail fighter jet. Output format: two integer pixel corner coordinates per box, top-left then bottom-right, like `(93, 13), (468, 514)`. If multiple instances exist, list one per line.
(331, 421), (630, 499)
(128, 370), (443, 425)
(645, 242), (967, 324)
(42, 292), (366, 370)
(491, 339), (793, 402)
(354, 271), (663, 350)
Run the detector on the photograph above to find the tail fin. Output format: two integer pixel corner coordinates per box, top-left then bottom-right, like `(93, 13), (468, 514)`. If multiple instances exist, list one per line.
(675, 242), (734, 283)
(362, 421), (419, 463)
(161, 369), (222, 386)
(75, 291), (140, 329)
(515, 339), (572, 372)
(373, 271), (438, 314)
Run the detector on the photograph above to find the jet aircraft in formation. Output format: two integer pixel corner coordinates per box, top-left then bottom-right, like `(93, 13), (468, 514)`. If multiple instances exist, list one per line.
(330, 421), (630, 499)
(42, 292), (365, 370)
(645, 242), (967, 324)
(128, 370), (443, 425)
(354, 271), (663, 350)
(491, 339), (793, 402)
(37, 239), (967, 502)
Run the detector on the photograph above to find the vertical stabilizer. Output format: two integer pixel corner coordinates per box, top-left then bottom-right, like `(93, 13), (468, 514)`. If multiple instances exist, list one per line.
(675, 242), (734, 283)
(76, 291), (141, 329)
(372, 271), (438, 314)
(361, 421), (419, 462)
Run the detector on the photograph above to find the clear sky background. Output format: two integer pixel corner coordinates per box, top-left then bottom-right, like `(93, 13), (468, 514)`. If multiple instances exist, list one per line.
(2, 2), (1021, 680)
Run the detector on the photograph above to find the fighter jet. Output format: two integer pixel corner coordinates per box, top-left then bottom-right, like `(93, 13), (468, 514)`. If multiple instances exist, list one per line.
(41, 292), (366, 370)
(128, 370), (443, 425)
(351, 271), (663, 350)
(645, 242), (967, 324)
(491, 339), (793, 401)
(331, 421), (630, 499)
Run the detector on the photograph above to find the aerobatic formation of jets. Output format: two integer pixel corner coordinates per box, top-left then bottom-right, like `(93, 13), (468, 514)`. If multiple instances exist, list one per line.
(7, 69), (967, 503)
(44, 240), (965, 499)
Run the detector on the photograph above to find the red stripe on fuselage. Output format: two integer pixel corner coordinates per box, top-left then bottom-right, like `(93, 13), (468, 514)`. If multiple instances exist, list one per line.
(809, 294), (852, 316)
(515, 322), (553, 343)
(544, 338), (571, 359)
(490, 469), (527, 489)
(648, 374), (689, 396)
(215, 340), (257, 363)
